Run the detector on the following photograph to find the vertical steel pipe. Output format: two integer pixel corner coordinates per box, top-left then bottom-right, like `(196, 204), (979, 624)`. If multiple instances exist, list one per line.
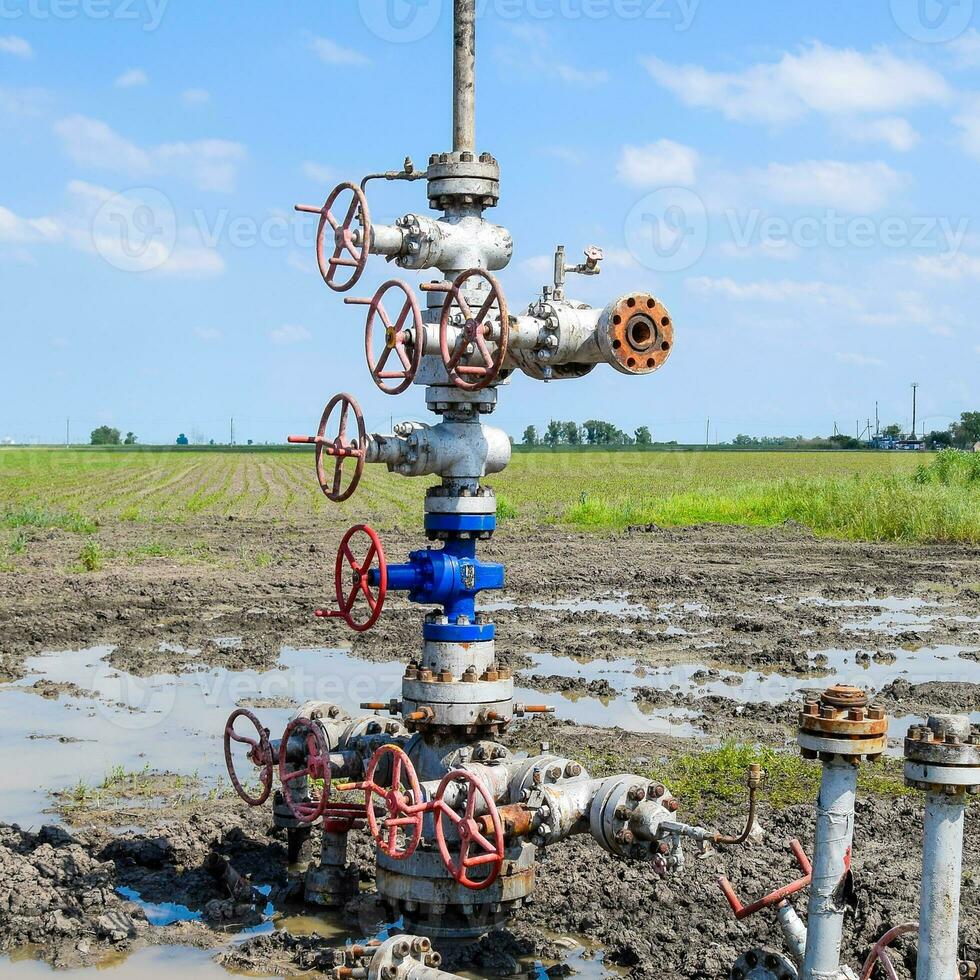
(801, 760), (858, 980)
(453, 0), (476, 152)
(905, 715), (979, 980)
(917, 793), (965, 980)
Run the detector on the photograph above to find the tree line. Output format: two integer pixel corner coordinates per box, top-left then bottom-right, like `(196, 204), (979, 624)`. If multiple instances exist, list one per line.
(522, 421), (654, 447)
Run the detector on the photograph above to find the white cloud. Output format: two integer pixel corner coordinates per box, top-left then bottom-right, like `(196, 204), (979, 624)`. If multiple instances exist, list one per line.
(643, 43), (949, 124)
(755, 160), (908, 211)
(114, 68), (147, 88)
(0, 85), (49, 117)
(181, 88), (210, 106)
(495, 24), (607, 87)
(951, 29), (980, 68)
(686, 276), (837, 303)
(835, 352), (884, 367)
(54, 115), (246, 192)
(849, 117), (920, 152)
(0, 205), (62, 244)
(0, 36), (33, 58)
(270, 324), (312, 345)
(953, 98), (980, 161)
(309, 36), (369, 66)
(914, 252), (980, 281)
(617, 140), (699, 188)
(0, 181), (224, 278)
(301, 161), (334, 184)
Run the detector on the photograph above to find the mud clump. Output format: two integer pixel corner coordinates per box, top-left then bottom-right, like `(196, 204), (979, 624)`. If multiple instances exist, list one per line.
(0, 824), (147, 968)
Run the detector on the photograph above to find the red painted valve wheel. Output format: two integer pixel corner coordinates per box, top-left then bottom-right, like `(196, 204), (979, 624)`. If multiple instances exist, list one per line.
(287, 392), (367, 503)
(294, 182), (372, 293)
(277, 716), (332, 824)
(224, 708), (274, 807)
(346, 280), (426, 396)
(439, 269), (510, 392)
(433, 769), (505, 890)
(340, 745), (426, 860)
(316, 524), (387, 632)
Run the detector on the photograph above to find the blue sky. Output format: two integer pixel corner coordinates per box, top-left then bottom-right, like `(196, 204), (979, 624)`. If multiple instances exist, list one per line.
(2, 0), (979, 445)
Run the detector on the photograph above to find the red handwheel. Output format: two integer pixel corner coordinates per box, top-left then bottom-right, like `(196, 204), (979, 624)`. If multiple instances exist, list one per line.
(294, 182), (372, 293)
(346, 280), (426, 396)
(439, 269), (510, 392)
(337, 745), (426, 860)
(433, 769), (505, 890)
(287, 392), (367, 503)
(278, 716), (332, 824)
(317, 524), (387, 632)
(224, 708), (274, 806)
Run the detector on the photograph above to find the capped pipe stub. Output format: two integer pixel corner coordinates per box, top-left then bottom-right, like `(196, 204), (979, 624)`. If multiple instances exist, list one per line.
(904, 714), (980, 794)
(797, 685), (887, 760)
(598, 293), (674, 376)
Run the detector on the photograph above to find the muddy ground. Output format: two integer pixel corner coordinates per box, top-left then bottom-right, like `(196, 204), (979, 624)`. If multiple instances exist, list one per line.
(0, 518), (979, 976)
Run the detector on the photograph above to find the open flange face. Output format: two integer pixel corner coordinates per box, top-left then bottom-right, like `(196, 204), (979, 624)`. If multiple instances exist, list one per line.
(604, 293), (674, 375)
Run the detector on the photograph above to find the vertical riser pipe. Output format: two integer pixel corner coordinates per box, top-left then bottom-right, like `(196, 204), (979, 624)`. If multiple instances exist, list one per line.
(917, 794), (965, 980)
(801, 762), (857, 980)
(453, 0), (476, 151)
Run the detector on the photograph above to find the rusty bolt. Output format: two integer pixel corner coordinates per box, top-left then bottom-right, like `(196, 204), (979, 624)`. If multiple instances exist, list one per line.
(380, 969), (397, 980)
(565, 762), (582, 778)
(426, 953), (443, 968)
(485, 668), (499, 682)
(420, 669), (433, 682)
(868, 706), (885, 721)
(628, 785), (646, 802)
(803, 700), (819, 716)
(462, 667), (478, 683)
(658, 841), (670, 854)
(849, 708), (865, 722)
(412, 937), (431, 954)
(665, 799), (679, 813)
(439, 670), (453, 683)
(820, 705), (836, 719)
(404, 665), (418, 680)
(393, 939), (411, 959)
(547, 765), (562, 782)
(653, 784), (666, 798)
(614, 805), (629, 821)
(946, 732), (961, 745)
(615, 829), (634, 845)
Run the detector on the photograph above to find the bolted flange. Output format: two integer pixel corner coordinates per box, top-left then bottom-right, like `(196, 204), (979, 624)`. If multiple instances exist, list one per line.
(797, 685), (887, 761)
(905, 714), (980, 794)
(730, 948), (798, 980)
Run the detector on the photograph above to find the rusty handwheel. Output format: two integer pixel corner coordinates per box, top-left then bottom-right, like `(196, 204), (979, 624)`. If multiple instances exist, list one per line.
(432, 769), (505, 890)
(287, 392), (367, 503)
(439, 268), (510, 391)
(346, 280), (426, 396)
(295, 181), (372, 293)
(278, 716), (332, 824)
(224, 708), (274, 806)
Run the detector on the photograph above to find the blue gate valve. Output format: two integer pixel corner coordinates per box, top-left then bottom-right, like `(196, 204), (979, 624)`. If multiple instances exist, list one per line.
(367, 539), (504, 626)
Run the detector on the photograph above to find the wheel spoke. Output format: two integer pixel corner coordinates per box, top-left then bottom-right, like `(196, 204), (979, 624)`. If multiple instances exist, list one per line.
(338, 401), (350, 439)
(342, 542), (358, 570)
(283, 766), (310, 782)
(469, 825), (496, 853)
(395, 298), (413, 331)
(465, 787), (478, 819)
(229, 731), (258, 748)
(332, 459), (345, 497)
(476, 292), (496, 324)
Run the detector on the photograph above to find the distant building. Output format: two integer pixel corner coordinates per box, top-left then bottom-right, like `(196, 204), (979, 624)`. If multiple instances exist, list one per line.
(870, 435), (926, 451)
(176, 433), (189, 446)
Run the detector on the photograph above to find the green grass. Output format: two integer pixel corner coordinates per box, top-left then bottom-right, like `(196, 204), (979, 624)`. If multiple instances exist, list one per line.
(2, 445), (974, 544)
(579, 742), (909, 823)
(78, 539), (103, 572)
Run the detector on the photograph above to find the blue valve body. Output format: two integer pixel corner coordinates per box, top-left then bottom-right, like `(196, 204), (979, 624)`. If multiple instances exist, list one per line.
(367, 537), (504, 632)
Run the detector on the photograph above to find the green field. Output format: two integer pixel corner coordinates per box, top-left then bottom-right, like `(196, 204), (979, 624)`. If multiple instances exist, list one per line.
(1, 447), (978, 545)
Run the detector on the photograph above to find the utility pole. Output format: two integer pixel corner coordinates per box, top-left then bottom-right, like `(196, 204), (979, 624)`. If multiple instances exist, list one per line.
(705, 418), (710, 449)
(875, 401), (879, 436)
(911, 383), (919, 440)
(230, 417), (235, 446)
(65, 418), (69, 448)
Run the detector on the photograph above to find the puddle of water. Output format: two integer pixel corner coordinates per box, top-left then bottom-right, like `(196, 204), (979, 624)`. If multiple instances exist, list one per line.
(0, 946), (257, 978)
(115, 887), (200, 926)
